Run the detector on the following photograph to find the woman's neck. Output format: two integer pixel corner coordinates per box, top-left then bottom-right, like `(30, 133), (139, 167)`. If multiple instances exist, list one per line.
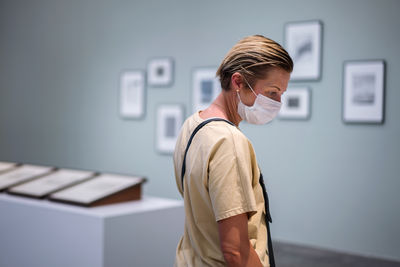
(199, 91), (242, 126)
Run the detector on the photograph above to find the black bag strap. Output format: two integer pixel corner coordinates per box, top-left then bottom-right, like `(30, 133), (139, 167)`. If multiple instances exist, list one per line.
(259, 172), (275, 267)
(180, 117), (275, 267)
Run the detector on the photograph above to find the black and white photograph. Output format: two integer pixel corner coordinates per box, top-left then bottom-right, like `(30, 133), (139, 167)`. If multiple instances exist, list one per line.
(279, 87), (311, 120)
(156, 104), (184, 154)
(343, 60), (385, 124)
(147, 58), (174, 87)
(119, 70), (146, 119)
(285, 20), (322, 81)
(192, 67), (221, 113)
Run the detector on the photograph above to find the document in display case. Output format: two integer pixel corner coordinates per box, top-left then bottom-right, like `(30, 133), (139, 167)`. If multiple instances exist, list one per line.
(0, 162), (18, 174)
(8, 168), (97, 198)
(0, 164), (54, 191)
(49, 173), (146, 207)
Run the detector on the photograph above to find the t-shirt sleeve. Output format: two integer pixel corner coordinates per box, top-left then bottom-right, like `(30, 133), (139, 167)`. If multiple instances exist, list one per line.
(208, 127), (257, 221)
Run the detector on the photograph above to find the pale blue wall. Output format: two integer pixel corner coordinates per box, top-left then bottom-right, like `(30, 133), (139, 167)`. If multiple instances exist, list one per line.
(1, 0), (399, 261)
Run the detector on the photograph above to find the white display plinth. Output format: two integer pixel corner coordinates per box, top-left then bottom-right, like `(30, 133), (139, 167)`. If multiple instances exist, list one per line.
(0, 193), (184, 267)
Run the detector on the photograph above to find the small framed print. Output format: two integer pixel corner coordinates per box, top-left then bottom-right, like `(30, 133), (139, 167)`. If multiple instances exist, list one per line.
(0, 161), (18, 174)
(156, 104), (184, 154)
(49, 173), (146, 207)
(343, 60), (385, 124)
(192, 67), (221, 113)
(0, 164), (54, 191)
(147, 57), (174, 87)
(8, 168), (96, 198)
(279, 87), (311, 120)
(285, 20), (323, 81)
(119, 70), (146, 119)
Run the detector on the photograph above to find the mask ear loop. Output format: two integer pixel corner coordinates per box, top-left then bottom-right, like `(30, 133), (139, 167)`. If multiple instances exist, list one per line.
(236, 89), (242, 102)
(244, 80), (257, 97)
(239, 66), (258, 97)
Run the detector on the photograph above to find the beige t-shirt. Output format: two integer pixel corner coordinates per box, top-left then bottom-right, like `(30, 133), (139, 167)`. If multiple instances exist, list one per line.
(173, 112), (269, 267)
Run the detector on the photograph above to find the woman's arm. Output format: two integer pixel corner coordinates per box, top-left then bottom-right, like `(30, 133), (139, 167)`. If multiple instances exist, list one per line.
(217, 213), (263, 267)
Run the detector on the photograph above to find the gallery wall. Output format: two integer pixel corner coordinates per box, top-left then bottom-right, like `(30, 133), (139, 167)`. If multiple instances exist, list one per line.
(0, 0), (399, 261)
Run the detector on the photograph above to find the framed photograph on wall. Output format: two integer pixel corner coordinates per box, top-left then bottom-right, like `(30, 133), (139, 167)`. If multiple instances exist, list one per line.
(119, 70), (146, 119)
(343, 60), (385, 124)
(279, 87), (311, 120)
(147, 57), (174, 87)
(285, 20), (322, 81)
(192, 67), (221, 113)
(156, 104), (184, 154)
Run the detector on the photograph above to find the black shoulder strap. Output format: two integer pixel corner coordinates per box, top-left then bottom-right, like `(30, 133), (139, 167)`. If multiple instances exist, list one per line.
(180, 118), (234, 192)
(260, 172), (275, 267)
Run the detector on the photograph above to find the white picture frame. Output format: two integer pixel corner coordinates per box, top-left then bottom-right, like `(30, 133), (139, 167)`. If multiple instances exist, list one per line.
(156, 104), (184, 154)
(343, 60), (385, 124)
(285, 20), (322, 81)
(119, 70), (146, 119)
(192, 67), (221, 113)
(147, 57), (174, 87)
(279, 87), (311, 120)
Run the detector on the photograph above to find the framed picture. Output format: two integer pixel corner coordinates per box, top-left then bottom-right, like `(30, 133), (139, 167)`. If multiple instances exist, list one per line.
(156, 104), (184, 154)
(8, 168), (96, 198)
(343, 60), (385, 124)
(49, 173), (146, 207)
(119, 70), (146, 119)
(192, 67), (221, 113)
(279, 87), (311, 120)
(147, 57), (174, 87)
(285, 20), (323, 81)
(0, 164), (54, 191)
(0, 161), (18, 174)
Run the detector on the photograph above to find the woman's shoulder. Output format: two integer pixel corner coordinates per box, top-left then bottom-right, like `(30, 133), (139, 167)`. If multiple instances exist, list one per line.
(181, 112), (248, 143)
(199, 121), (248, 146)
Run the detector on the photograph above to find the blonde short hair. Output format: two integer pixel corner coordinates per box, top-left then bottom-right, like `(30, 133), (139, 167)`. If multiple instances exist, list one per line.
(216, 35), (293, 91)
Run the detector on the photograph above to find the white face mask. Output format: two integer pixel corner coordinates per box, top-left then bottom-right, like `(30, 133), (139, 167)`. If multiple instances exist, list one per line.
(237, 82), (282, 125)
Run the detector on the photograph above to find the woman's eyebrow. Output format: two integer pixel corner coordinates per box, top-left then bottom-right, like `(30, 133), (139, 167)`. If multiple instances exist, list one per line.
(270, 85), (281, 91)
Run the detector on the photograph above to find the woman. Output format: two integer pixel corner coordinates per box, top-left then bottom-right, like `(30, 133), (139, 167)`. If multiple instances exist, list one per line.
(173, 35), (293, 267)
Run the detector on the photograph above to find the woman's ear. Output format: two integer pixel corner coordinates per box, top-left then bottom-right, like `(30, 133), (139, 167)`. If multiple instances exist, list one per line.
(231, 72), (244, 91)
